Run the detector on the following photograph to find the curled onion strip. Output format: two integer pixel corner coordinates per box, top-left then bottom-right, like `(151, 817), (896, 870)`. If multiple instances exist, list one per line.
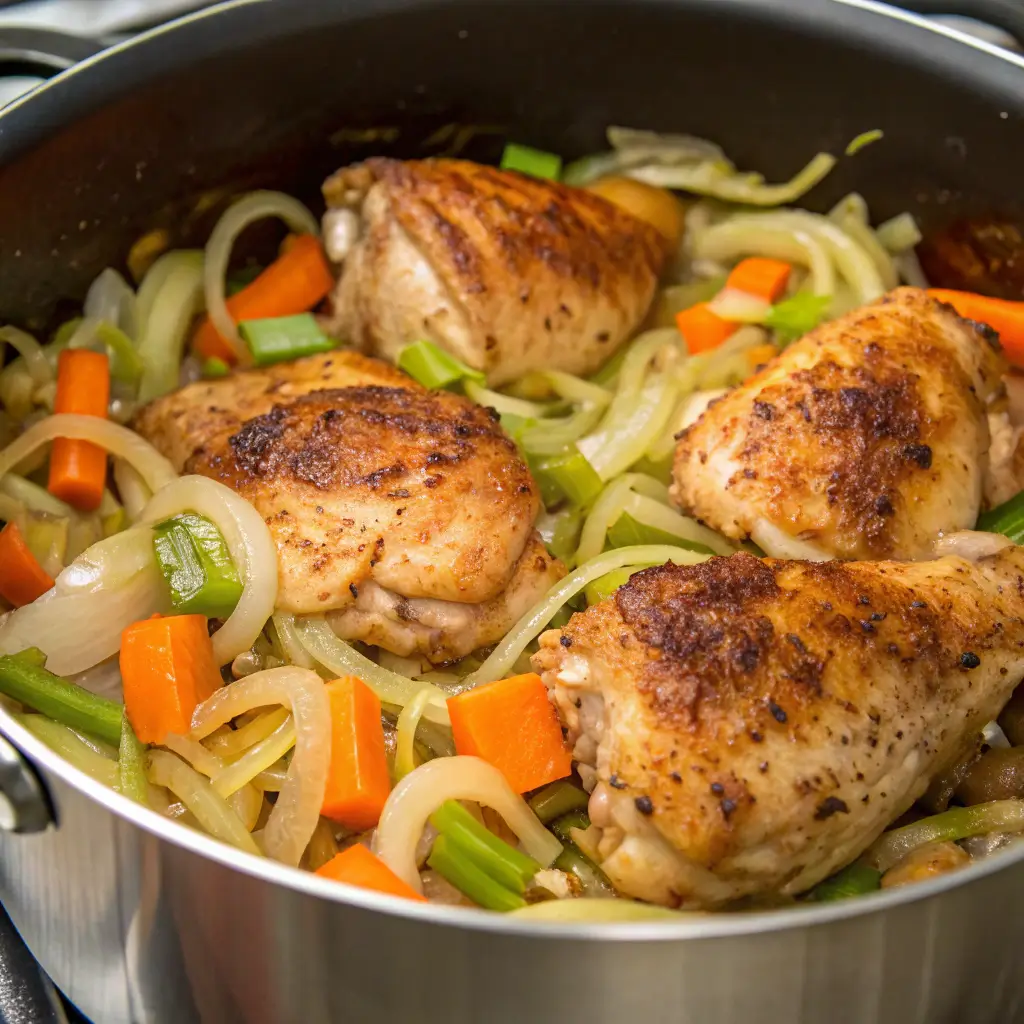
(139, 475), (277, 666)
(0, 414), (176, 494)
(0, 327), (50, 385)
(112, 460), (152, 522)
(467, 545), (711, 686)
(161, 733), (225, 778)
(148, 750), (261, 856)
(206, 706), (290, 758)
(374, 755), (563, 892)
(394, 687), (436, 780)
(190, 667), (330, 866)
(228, 783), (264, 832)
(211, 714), (296, 798)
(204, 192), (319, 363)
(294, 617), (449, 725)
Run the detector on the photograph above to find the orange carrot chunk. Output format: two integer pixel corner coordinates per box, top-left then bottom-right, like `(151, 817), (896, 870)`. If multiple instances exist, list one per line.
(120, 614), (221, 744)
(675, 302), (737, 355)
(447, 672), (572, 794)
(315, 843), (427, 902)
(0, 522), (55, 607)
(193, 234), (335, 363)
(320, 676), (392, 830)
(47, 349), (110, 511)
(928, 289), (1024, 368)
(726, 257), (792, 303)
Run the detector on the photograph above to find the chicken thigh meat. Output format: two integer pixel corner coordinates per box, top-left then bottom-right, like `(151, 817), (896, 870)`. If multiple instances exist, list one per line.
(321, 158), (668, 385)
(534, 548), (1024, 907)
(134, 352), (562, 662)
(673, 288), (1007, 560)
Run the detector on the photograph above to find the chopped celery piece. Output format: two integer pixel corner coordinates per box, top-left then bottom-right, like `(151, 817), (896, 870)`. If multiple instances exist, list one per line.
(532, 447), (603, 508)
(0, 654), (123, 746)
(152, 512), (243, 619)
(396, 340), (485, 389)
(764, 293), (831, 346)
(555, 843), (615, 897)
(239, 313), (336, 367)
(584, 566), (642, 606)
(118, 711), (149, 806)
(202, 357), (231, 379)
(13, 647), (47, 669)
(549, 809), (591, 844)
(500, 143), (562, 181)
(499, 411), (535, 444)
(809, 863), (881, 901)
(427, 833), (526, 911)
(528, 780), (589, 824)
(430, 800), (540, 893)
(977, 489), (1024, 543)
(537, 508), (583, 563)
(606, 511), (715, 554)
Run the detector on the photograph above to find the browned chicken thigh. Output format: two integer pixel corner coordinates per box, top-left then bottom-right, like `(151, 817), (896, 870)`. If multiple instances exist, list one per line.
(321, 158), (668, 385)
(134, 352), (563, 662)
(534, 547), (1024, 907)
(672, 288), (1006, 560)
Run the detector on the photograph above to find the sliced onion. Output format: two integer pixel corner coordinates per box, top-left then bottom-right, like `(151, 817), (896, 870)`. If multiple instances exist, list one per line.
(876, 212), (922, 254)
(374, 755), (563, 893)
(139, 475), (277, 666)
(466, 544), (712, 685)
(136, 252), (206, 402)
(624, 493), (735, 555)
(228, 783), (264, 832)
(294, 616), (450, 725)
(18, 715), (119, 787)
(161, 732), (226, 778)
(205, 706), (290, 758)
(271, 613), (316, 669)
(204, 192), (319, 363)
(707, 288), (772, 324)
(190, 667), (330, 866)
(211, 714), (296, 797)
(0, 527), (170, 674)
(69, 656), (124, 702)
(148, 750), (261, 856)
(112, 459), (152, 522)
(84, 268), (137, 339)
(394, 688), (436, 780)
(0, 326), (50, 385)
(0, 414), (176, 494)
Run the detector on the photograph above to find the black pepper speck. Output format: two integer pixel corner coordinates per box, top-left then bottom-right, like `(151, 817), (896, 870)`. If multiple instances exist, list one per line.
(634, 795), (654, 816)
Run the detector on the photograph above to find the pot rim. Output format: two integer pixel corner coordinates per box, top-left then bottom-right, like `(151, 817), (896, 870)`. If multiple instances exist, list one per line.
(3, 0), (1024, 940)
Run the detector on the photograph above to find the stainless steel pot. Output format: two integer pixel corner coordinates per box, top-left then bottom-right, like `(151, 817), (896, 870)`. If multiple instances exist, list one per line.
(2, 1), (1024, 1021)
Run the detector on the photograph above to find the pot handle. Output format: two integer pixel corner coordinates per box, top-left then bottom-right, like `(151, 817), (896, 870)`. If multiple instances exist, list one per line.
(0, 903), (69, 1023)
(0, 26), (105, 77)
(893, 0), (1024, 48)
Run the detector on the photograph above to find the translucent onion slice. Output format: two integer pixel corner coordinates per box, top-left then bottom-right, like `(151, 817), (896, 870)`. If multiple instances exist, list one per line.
(228, 783), (264, 832)
(139, 475), (277, 666)
(623, 493), (735, 556)
(394, 687), (436, 780)
(374, 755), (563, 892)
(18, 714), (119, 787)
(510, 898), (686, 922)
(211, 714), (296, 798)
(205, 706), (290, 758)
(161, 732), (226, 778)
(293, 617), (450, 725)
(0, 527), (171, 675)
(84, 268), (137, 340)
(204, 192), (319, 363)
(0, 326), (50, 385)
(190, 667), (330, 866)
(148, 750), (261, 856)
(707, 288), (772, 324)
(876, 212), (922, 254)
(0, 414), (177, 495)
(112, 459), (152, 522)
(466, 544), (712, 686)
(136, 251), (206, 402)
(271, 613), (315, 670)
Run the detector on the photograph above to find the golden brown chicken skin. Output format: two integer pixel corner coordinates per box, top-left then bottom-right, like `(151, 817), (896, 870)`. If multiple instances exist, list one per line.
(672, 288), (1006, 560)
(321, 158), (668, 385)
(134, 353), (562, 661)
(534, 548), (1024, 907)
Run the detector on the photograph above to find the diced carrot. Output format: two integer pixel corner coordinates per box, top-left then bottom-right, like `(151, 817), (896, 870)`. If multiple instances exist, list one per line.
(447, 672), (572, 794)
(0, 522), (54, 607)
(675, 302), (737, 355)
(745, 343), (779, 372)
(47, 349), (110, 511)
(315, 843), (426, 902)
(928, 289), (1024, 367)
(320, 676), (392, 830)
(726, 257), (792, 303)
(193, 234), (335, 363)
(120, 614), (221, 744)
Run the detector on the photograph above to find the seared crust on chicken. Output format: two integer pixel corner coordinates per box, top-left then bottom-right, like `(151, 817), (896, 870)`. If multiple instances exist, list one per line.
(672, 288), (1006, 560)
(534, 549), (1024, 907)
(322, 158), (668, 385)
(134, 353), (561, 658)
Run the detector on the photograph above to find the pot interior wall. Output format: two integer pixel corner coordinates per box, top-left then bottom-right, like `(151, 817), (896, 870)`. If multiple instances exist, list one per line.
(0, 0), (1021, 329)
